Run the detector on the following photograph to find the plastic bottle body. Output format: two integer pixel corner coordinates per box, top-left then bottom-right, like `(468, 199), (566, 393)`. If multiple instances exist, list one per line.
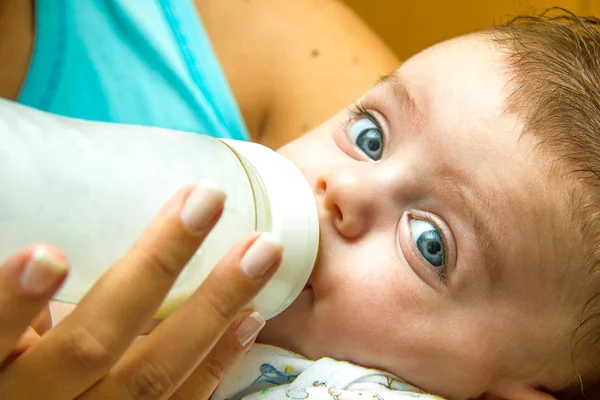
(0, 100), (318, 319)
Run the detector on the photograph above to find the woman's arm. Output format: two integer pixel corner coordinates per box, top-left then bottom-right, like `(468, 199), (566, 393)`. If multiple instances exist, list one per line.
(194, 0), (400, 148)
(0, 0), (34, 101)
(0, 0), (398, 148)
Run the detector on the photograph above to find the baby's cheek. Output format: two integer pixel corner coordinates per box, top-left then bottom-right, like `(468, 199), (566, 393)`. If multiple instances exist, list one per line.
(318, 277), (410, 342)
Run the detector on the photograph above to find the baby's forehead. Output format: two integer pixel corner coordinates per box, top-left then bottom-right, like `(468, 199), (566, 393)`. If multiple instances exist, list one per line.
(392, 35), (514, 129)
(375, 37), (522, 171)
(379, 35), (582, 288)
(400, 33), (503, 69)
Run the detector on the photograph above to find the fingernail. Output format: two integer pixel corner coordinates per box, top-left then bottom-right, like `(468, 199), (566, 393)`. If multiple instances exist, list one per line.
(180, 181), (226, 233)
(20, 247), (69, 295)
(236, 311), (265, 347)
(239, 232), (283, 279)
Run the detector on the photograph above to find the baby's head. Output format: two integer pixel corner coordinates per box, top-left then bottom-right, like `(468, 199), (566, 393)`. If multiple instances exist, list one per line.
(259, 9), (600, 399)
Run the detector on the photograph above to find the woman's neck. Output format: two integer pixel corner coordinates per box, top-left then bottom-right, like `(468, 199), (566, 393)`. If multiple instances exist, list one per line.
(0, 0), (34, 101)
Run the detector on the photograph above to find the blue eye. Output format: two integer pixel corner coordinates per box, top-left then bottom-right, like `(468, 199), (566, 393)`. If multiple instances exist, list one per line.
(348, 118), (384, 161)
(410, 220), (445, 269)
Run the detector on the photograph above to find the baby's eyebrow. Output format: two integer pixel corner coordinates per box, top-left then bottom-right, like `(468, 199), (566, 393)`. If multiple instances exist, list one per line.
(375, 74), (423, 127)
(436, 168), (506, 285)
(377, 74), (506, 283)
(456, 184), (506, 285)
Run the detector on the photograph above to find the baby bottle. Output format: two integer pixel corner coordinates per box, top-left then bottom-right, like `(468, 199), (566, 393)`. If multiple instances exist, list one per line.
(0, 99), (319, 319)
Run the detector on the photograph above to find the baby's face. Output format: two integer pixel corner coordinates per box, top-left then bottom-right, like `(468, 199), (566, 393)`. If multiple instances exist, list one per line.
(259, 36), (589, 398)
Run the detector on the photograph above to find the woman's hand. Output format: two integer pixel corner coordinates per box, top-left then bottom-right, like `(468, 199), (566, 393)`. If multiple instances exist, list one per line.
(0, 183), (283, 399)
(0, 245), (67, 368)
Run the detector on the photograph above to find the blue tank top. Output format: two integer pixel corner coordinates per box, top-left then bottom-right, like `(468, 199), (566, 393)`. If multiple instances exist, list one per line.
(17, 0), (249, 141)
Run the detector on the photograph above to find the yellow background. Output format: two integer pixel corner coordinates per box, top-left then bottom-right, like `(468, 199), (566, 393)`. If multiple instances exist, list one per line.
(342, 0), (598, 59)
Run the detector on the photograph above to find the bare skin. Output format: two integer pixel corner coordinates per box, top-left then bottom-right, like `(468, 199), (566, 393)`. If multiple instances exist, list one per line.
(2, 2), (570, 398)
(0, 0), (399, 148)
(262, 36), (589, 399)
(193, 0), (399, 148)
(0, 185), (284, 399)
(0, 0), (34, 101)
(0, 1), (400, 398)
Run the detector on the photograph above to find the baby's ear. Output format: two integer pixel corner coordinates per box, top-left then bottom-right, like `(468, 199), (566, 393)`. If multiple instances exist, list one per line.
(484, 384), (557, 400)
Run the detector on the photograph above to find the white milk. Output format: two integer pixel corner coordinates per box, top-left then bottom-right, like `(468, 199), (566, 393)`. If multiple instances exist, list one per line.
(0, 99), (319, 319)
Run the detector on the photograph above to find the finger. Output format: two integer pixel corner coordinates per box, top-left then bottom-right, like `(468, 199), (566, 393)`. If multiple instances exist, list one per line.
(0, 183), (225, 399)
(0, 245), (68, 362)
(174, 311), (264, 399)
(85, 231), (282, 400)
(1, 327), (40, 369)
(31, 306), (52, 334)
(139, 319), (162, 336)
(10, 327), (40, 356)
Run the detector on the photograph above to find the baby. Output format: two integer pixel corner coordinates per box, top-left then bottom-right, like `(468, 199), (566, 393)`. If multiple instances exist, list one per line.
(217, 9), (600, 400)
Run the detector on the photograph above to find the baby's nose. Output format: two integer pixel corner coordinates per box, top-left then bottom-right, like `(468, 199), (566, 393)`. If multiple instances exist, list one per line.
(316, 168), (380, 240)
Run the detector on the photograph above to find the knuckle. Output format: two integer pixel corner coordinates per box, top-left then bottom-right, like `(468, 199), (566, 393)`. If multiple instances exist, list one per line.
(135, 247), (181, 280)
(58, 326), (116, 374)
(202, 356), (229, 385)
(202, 287), (238, 326)
(126, 360), (176, 400)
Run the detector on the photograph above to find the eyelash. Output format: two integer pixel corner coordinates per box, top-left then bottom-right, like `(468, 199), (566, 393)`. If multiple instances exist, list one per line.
(344, 103), (451, 285)
(341, 101), (387, 147)
(407, 213), (450, 285)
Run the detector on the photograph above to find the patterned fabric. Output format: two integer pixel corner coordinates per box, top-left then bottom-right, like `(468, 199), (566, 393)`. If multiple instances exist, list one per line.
(213, 344), (445, 400)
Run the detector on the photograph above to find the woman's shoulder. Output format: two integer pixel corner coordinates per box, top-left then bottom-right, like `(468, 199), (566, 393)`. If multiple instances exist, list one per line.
(195, 0), (400, 147)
